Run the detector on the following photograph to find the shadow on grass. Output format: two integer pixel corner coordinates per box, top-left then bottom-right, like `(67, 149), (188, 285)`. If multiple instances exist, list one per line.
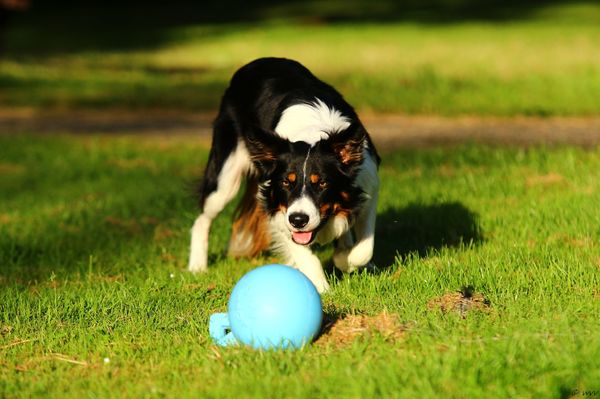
(0, 184), (197, 285)
(2, 0), (582, 56)
(323, 201), (483, 278)
(373, 202), (483, 267)
(1, 1), (591, 112)
(0, 215), (179, 284)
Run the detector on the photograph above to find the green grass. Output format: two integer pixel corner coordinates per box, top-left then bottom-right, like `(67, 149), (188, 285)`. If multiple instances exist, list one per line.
(2, 2), (600, 115)
(1, 135), (600, 398)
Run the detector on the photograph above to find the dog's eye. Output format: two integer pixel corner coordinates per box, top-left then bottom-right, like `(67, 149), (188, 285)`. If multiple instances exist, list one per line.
(282, 173), (297, 189)
(318, 181), (328, 189)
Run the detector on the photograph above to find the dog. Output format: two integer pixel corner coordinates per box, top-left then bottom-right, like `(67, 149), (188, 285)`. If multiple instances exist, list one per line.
(188, 57), (380, 293)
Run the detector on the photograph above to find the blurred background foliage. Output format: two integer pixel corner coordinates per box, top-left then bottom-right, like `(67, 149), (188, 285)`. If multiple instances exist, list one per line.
(1, 0), (599, 115)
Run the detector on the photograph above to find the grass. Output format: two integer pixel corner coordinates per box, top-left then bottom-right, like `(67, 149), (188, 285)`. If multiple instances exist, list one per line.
(1, 134), (600, 398)
(2, 1), (600, 115)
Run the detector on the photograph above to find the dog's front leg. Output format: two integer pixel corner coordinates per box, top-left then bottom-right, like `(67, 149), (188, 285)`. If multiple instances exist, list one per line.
(336, 188), (379, 273)
(274, 238), (330, 293)
(340, 154), (380, 273)
(188, 214), (211, 272)
(346, 197), (377, 272)
(290, 244), (330, 293)
(333, 230), (354, 272)
(333, 205), (376, 273)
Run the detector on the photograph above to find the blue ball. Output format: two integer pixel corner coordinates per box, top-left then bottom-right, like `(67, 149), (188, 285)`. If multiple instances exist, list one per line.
(228, 264), (323, 349)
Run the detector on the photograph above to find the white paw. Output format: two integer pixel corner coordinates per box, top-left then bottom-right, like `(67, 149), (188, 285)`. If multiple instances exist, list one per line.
(296, 265), (330, 293)
(334, 241), (374, 273)
(187, 256), (208, 273)
(347, 241), (373, 269)
(312, 277), (330, 294)
(333, 248), (352, 272)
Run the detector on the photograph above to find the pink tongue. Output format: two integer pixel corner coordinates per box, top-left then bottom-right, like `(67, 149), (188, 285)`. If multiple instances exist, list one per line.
(292, 231), (313, 245)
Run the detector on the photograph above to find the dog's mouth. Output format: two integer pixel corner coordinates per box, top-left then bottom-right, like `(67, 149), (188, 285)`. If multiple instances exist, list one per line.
(292, 230), (315, 245)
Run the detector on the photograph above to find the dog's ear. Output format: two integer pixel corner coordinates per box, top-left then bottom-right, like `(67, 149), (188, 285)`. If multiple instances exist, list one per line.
(325, 124), (366, 166)
(245, 126), (289, 174)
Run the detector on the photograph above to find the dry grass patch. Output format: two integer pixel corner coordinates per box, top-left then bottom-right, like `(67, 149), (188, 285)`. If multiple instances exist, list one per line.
(0, 162), (26, 175)
(315, 312), (405, 348)
(525, 172), (567, 188)
(428, 287), (491, 318)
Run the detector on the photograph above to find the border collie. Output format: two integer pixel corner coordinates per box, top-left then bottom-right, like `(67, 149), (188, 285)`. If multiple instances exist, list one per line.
(188, 57), (380, 293)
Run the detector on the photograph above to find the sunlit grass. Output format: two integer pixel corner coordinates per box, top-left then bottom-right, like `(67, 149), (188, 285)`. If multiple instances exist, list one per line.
(1, 2), (600, 114)
(1, 135), (600, 398)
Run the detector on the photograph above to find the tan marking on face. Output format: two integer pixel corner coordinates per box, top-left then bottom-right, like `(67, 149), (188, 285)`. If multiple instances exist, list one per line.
(287, 173), (297, 183)
(340, 191), (350, 201)
(310, 174), (320, 184)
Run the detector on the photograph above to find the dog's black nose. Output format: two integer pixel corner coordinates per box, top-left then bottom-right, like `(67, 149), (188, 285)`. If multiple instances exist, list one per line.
(289, 213), (309, 229)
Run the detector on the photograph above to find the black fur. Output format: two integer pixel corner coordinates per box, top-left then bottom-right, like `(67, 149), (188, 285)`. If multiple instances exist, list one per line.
(255, 131), (366, 238)
(199, 57), (380, 218)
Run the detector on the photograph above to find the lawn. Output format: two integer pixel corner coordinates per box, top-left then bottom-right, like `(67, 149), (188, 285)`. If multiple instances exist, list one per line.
(1, 1), (600, 115)
(1, 135), (599, 398)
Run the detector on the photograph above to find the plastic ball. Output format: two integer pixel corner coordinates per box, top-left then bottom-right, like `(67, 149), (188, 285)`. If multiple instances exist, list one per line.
(226, 264), (322, 349)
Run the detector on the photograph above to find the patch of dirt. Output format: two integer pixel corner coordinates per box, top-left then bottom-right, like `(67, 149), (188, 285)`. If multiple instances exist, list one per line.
(104, 215), (162, 235)
(1, 325), (13, 336)
(3, 108), (600, 148)
(59, 223), (81, 234)
(107, 158), (158, 172)
(428, 286), (491, 318)
(363, 114), (600, 149)
(315, 312), (405, 348)
(0, 214), (14, 224)
(0, 163), (26, 175)
(525, 172), (567, 188)
(160, 252), (177, 263)
(104, 216), (142, 234)
(153, 225), (176, 241)
(548, 234), (594, 248)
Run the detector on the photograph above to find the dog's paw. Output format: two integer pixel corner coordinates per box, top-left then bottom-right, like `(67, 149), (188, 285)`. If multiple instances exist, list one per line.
(334, 241), (374, 273)
(312, 277), (330, 294)
(187, 257), (208, 273)
(333, 248), (352, 272)
(296, 265), (330, 293)
(347, 240), (373, 268)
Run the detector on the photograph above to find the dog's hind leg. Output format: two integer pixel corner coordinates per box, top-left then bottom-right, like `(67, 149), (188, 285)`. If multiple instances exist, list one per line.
(188, 120), (251, 273)
(227, 176), (270, 258)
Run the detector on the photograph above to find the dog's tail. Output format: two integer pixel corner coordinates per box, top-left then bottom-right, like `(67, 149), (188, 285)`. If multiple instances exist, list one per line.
(228, 176), (270, 258)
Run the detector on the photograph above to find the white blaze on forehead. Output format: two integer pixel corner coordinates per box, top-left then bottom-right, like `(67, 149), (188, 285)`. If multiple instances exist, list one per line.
(302, 146), (311, 185)
(275, 98), (351, 146)
(286, 195), (321, 232)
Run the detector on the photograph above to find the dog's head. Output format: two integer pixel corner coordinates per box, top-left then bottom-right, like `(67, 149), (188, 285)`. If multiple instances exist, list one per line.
(246, 125), (366, 245)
